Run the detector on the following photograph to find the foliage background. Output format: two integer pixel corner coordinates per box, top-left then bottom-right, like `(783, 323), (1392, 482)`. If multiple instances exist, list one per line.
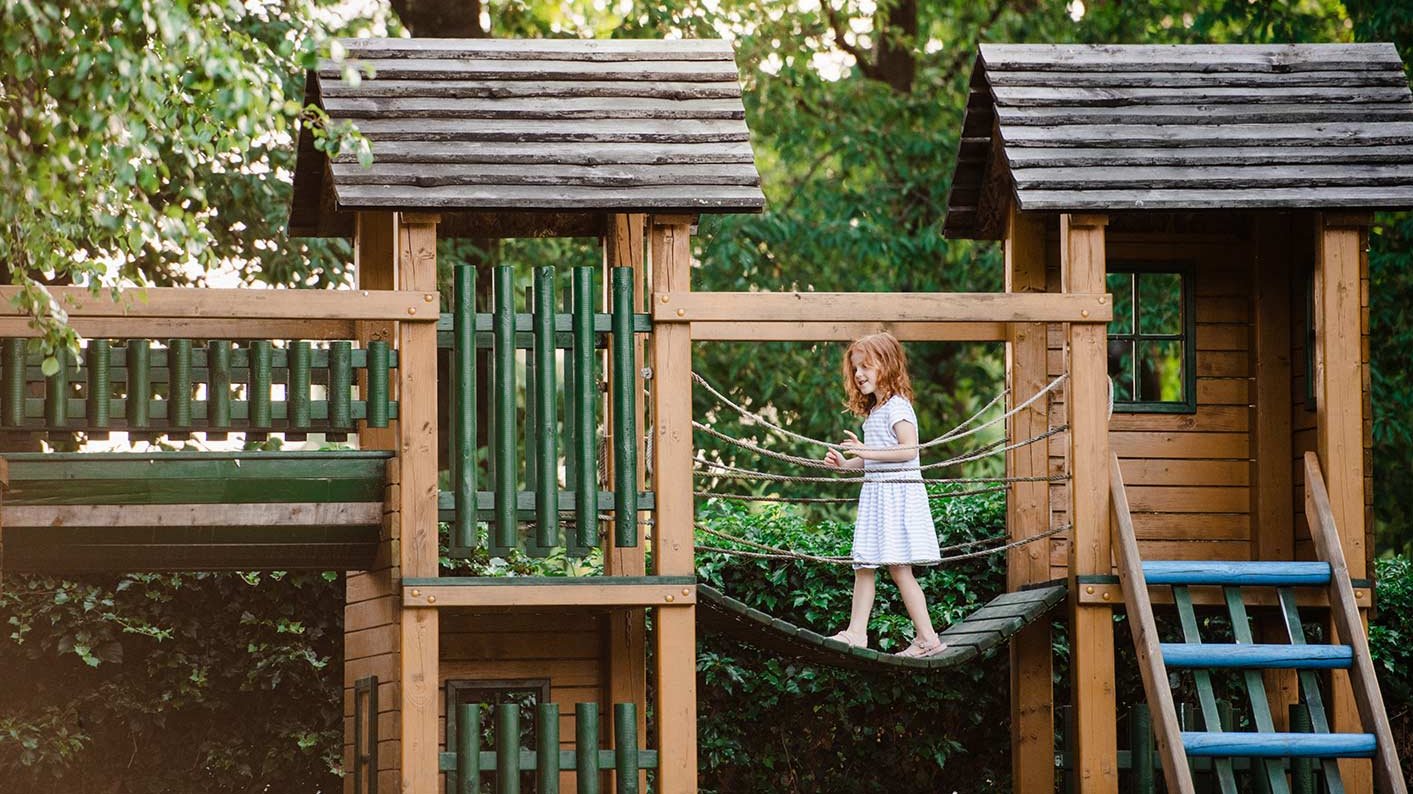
(3, 0), (1413, 790)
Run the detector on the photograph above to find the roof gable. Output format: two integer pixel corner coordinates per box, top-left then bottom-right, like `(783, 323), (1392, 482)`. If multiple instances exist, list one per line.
(289, 38), (764, 237)
(945, 43), (1413, 239)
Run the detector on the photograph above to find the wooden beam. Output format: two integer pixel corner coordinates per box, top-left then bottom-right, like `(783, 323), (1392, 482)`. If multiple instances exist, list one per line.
(402, 582), (697, 608)
(1005, 207), (1054, 794)
(655, 291), (1111, 324)
(1305, 453), (1407, 794)
(0, 286), (438, 321)
(650, 217), (697, 794)
(1315, 211), (1374, 793)
(689, 320), (1007, 342)
(1251, 213), (1298, 730)
(1075, 581), (1373, 608)
(604, 212), (649, 791)
(0, 317), (360, 340)
(1062, 212), (1117, 794)
(2, 502), (382, 528)
(397, 216), (440, 794)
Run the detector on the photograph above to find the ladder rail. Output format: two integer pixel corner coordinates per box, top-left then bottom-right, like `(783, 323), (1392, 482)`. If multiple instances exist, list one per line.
(1110, 453), (1196, 794)
(1303, 451), (1408, 794)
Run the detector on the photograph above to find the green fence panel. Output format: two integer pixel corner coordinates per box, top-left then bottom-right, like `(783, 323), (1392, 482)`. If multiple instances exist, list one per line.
(610, 267), (637, 548)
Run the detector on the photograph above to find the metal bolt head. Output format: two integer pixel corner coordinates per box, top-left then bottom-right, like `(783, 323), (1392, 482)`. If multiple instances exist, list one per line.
(427, 595), (436, 604)
(1085, 586), (1095, 594)
(1081, 309), (1090, 318)
(411, 589), (421, 597)
(1102, 592), (1111, 601)
(408, 307), (417, 315)
(424, 293), (434, 302)
(682, 588), (691, 596)
(660, 294), (670, 303)
(1098, 295), (1107, 304)
(676, 308), (685, 317)
(665, 594), (675, 603)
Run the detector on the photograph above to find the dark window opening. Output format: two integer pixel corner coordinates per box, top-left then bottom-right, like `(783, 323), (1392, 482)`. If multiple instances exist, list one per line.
(1106, 264), (1196, 413)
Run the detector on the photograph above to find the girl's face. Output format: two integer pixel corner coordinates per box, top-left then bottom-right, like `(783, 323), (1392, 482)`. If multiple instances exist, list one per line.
(850, 351), (879, 396)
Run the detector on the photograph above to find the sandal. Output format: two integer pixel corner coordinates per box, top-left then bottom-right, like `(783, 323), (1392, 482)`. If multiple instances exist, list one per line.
(895, 635), (947, 658)
(828, 630), (868, 650)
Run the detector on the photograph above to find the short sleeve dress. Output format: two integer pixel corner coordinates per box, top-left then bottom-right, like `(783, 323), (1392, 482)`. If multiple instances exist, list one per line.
(851, 395), (941, 570)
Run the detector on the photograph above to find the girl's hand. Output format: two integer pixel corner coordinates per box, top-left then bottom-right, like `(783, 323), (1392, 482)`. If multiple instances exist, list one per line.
(839, 430), (864, 455)
(823, 448), (844, 468)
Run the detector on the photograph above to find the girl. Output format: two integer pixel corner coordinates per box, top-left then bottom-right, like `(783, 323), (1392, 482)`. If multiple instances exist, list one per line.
(822, 332), (944, 658)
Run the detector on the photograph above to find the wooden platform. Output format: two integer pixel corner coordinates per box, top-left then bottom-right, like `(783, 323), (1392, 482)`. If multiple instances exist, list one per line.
(1, 451), (391, 573)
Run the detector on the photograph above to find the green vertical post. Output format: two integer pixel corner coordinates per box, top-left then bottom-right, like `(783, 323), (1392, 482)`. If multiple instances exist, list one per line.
(534, 267), (559, 548)
(329, 341), (353, 429)
(563, 287), (577, 523)
(537, 703), (559, 794)
(3, 339), (25, 427)
(454, 265), (477, 549)
(250, 340), (272, 429)
(575, 703), (599, 794)
(458, 703), (482, 794)
(572, 267), (597, 548)
(493, 265), (517, 549)
(612, 703), (639, 794)
(289, 340), (311, 429)
(495, 703), (520, 794)
(367, 340), (389, 428)
(1130, 704), (1154, 794)
(87, 340), (111, 428)
(1290, 703), (1314, 794)
(169, 339), (192, 429)
(208, 341), (232, 429)
(127, 340), (150, 428)
(45, 347), (68, 428)
(610, 267), (637, 547)
(525, 285), (537, 500)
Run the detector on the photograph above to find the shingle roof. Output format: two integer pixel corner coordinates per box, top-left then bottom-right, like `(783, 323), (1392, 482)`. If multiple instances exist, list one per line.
(944, 43), (1413, 239)
(289, 38), (763, 237)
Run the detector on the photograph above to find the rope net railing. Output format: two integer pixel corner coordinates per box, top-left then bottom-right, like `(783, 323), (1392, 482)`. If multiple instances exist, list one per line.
(694, 521), (1072, 566)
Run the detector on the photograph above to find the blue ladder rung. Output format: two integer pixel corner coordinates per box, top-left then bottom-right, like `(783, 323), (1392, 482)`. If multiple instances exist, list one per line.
(1161, 643), (1352, 670)
(1182, 732), (1376, 758)
(1143, 561), (1331, 587)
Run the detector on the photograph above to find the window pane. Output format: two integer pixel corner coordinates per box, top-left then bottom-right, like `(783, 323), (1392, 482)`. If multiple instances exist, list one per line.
(1107, 272), (1133, 335)
(1138, 340), (1185, 403)
(1108, 339), (1135, 401)
(1137, 273), (1183, 335)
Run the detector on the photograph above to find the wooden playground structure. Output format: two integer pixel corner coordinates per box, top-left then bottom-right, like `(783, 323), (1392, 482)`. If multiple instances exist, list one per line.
(2, 38), (1410, 794)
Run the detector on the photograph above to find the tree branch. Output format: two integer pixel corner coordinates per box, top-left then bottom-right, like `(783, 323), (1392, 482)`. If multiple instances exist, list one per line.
(822, 1), (877, 80)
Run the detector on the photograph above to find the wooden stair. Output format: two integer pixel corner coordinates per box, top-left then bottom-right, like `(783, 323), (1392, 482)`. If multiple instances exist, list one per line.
(1110, 452), (1408, 794)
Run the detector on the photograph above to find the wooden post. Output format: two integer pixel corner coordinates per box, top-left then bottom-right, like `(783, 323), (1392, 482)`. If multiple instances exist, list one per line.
(1061, 213), (1117, 794)
(346, 212), (401, 794)
(398, 214), (441, 794)
(1005, 206), (1054, 794)
(1251, 214), (1298, 729)
(603, 213), (648, 789)
(649, 216), (696, 794)
(1314, 211), (1372, 794)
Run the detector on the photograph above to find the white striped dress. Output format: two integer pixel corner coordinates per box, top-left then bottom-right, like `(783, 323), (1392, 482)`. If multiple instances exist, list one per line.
(851, 395), (940, 569)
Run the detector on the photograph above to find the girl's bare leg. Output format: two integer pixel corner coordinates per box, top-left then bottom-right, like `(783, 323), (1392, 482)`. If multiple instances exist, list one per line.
(888, 565), (939, 646)
(841, 567), (877, 642)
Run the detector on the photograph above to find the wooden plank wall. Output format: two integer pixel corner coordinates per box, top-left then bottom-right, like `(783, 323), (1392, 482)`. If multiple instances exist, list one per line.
(439, 610), (607, 791)
(1046, 215), (1256, 575)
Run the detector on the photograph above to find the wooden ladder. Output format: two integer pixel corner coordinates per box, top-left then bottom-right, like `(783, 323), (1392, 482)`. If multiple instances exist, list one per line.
(1109, 452), (1408, 794)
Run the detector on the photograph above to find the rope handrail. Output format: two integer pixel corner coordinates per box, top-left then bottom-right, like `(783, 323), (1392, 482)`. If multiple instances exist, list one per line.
(693, 485), (1012, 503)
(691, 370), (1068, 453)
(693, 457), (1069, 486)
(690, 424), (1068, 484)
(694, 522), (1072, 567)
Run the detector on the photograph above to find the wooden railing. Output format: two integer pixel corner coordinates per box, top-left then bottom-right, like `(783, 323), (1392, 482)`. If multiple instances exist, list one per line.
(1109, 453), (1195, 794)
(1303, 452), (1406, 794)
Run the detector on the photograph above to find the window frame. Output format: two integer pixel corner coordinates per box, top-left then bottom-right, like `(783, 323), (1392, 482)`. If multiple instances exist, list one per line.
(1106, 261), (1198, 414)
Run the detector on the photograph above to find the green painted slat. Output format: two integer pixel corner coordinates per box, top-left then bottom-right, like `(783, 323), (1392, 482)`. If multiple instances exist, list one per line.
(45, 347), (69, 429)
(87, 341), (111, 428)
(3, 338), (25, 426)
(15, 397), (395, 424)
(367, 340), (390, 427)
(495, 704), (519, 794)
(1222, 586), (1291, 794)
(4, 523), (381, 546)
(453, 265), (477, 550)
(534, 267), (558, 549)
(5, 452), (390, 478)
(2, 542), (377, 574)
(1174, 585), (1239, 794)
(288, 340), (312, 429)
(127, 340), (151, 428)
(249, 341), (273, 429)
(609, 267), (636, 548)
(1278, 587), (1347, 794)
(169, 339), (193, 429)
(572, 267), (598, 549)
(207, 340), (233, 429)
(6, 478), (384, 505)
(492, 265), (517, 549)
(12, 345), (395, 375)
(537, 704), (559, 794)
(614, 703), (639, 794)
(457, 703), (481, 794)
(329, 341), (353, 429)
(576, 703), (599, 794)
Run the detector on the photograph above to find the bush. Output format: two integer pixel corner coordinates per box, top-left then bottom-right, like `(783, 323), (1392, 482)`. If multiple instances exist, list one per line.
(1371, 555), (1413, 775)
(694, 487), (1014, 793)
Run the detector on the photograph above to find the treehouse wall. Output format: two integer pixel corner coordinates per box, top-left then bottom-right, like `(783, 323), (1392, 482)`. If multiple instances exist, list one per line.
(1044, 215), (1259, 578)
(437, 609), (611, 791)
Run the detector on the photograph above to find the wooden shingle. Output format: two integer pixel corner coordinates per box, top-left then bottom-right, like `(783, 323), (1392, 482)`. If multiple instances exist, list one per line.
(288, 38), (763, 237)
(944, 43), (1413, 239)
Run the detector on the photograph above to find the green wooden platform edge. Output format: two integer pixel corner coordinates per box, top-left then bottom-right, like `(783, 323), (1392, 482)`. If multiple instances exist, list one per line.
(696, 582), (1067, 672)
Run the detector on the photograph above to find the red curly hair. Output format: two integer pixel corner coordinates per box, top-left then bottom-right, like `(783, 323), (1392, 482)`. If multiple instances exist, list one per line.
(842, 332), (913, 417)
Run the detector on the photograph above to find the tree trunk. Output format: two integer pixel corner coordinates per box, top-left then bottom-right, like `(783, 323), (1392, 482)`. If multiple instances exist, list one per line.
(389, 0), (486, 37)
